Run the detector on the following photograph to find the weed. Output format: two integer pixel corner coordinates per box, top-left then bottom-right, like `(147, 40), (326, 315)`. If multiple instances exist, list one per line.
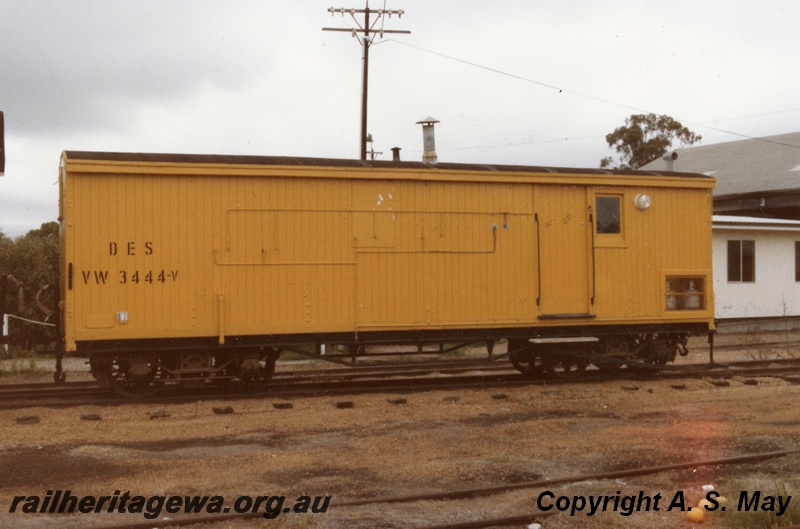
(0, 354), (49, 378)
(720, 481), (799, 528)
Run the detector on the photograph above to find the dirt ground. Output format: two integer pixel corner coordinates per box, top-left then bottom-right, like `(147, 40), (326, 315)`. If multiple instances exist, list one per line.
(1, 337), (799, 529)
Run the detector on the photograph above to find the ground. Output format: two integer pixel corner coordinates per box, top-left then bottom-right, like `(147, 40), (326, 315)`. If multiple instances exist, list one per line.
(0, 337), (799, 529)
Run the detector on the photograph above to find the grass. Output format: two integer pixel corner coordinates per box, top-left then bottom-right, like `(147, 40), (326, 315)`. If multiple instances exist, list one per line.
(278, 350), (318, 362)
(718, 481), (799, 528)
(730, 325), (800, 361)
(0, 347), (50, 378)
(274, 517), (317, 529)
(0, 358), (49, 378)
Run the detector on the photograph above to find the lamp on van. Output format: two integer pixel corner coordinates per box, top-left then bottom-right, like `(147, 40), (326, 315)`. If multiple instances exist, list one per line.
(634, 193), (651, 210)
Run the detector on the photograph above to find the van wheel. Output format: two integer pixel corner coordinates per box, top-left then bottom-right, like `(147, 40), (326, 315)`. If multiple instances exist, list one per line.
(96, 358), (161, 399)
(542, 353), (587, 379)
(508, 340), (544, 377)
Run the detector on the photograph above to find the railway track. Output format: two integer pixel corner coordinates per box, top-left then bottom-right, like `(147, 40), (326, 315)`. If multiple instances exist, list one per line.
(1, 354), (800, 410)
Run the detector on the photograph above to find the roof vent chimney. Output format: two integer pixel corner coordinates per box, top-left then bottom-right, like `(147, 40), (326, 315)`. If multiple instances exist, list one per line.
(662, 151), (677, 171)
(391, 147), (402, 162)
(416, 117), (439, 164)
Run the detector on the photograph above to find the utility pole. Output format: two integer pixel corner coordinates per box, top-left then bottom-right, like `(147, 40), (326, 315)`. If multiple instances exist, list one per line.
(0, 111), (5, 176)
(323, 2), (409, 160)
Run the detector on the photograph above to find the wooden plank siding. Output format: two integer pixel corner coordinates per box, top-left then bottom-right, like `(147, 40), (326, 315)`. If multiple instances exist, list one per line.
(59, 153), (715, 351)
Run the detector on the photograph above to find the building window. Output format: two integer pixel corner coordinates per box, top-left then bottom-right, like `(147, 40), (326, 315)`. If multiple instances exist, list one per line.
(796, 241), (800, 282)
(727, 240), (755, 282)
(596, 196), (621, 234)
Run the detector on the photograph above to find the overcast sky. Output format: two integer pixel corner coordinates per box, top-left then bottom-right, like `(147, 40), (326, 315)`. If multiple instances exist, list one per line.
(1, 1), (798, 237)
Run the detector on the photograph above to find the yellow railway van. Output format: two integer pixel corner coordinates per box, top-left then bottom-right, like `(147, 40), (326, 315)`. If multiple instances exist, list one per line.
(58, 151), (715, 395)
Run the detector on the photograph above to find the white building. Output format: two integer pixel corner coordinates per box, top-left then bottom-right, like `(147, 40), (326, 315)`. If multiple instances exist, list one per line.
(713, 215), (800, 329)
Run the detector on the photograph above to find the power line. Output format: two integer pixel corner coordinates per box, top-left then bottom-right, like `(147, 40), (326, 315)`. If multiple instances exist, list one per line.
(701, 107), (800, 124)
(387, 39), (800, 151)
(387, 40), (651, 115)
(428, 135), (602, 154)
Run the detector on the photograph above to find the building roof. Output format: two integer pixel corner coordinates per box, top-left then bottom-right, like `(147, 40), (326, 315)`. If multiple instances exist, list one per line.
(641, 132), (800, 197)
(63, 150), (711, 180)
(713, 214), (800, 230)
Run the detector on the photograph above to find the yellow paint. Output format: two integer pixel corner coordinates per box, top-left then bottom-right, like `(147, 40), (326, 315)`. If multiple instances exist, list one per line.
(535, 184), (591, 316)
(218, 293), (225, 345)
